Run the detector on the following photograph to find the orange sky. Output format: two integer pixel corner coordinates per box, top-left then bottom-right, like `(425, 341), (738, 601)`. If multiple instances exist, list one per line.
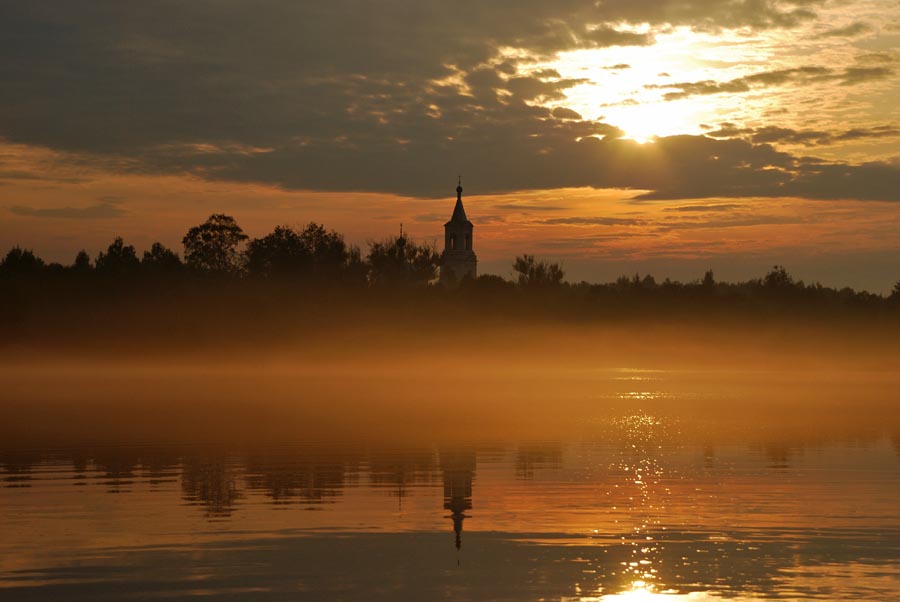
(3, 140), (900, 290)
(1, 1), (899, 290)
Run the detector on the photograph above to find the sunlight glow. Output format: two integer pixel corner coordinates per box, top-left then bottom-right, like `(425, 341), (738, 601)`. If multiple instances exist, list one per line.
(597, 583), (730, 601)
(534, 27), (775, 143)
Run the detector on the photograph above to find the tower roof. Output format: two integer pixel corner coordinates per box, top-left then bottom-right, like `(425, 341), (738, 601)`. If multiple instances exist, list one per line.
(445, 179), (473, 227)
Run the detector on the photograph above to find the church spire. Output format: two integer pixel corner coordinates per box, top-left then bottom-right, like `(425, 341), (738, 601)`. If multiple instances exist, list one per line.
(441, 177), (477, 285)
(449, 177), (469, 224)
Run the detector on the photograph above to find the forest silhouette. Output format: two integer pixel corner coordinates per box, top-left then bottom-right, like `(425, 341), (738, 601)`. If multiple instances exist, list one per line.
(3, 213), (900, 355)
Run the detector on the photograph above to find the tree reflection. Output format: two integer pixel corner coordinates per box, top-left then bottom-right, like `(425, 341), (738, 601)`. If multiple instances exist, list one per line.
(515, 442), (562, 479)
(368, 450), (438, 504)
(244, 453), (356, 505)
(0, 450), (39, 488)
(93, 449), (140, 493)
(181, 454), (242, 518)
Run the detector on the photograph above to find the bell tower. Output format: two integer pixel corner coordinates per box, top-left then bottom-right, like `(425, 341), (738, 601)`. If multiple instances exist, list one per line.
(440, 177), (477, 286)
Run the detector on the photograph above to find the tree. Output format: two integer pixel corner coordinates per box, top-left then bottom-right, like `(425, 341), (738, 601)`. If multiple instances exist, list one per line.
(72, 250), (92, 272)
(142, 242), (183, 273)
(891, 280), (900, 300)
(182, 214), (248, 274)
(298, 222), (348, 277)
(246, 223), (349, 280)
(95, 237), (140, 276)
(343, 245), (368, 286)
(763, 265), (794, 289)
(0, 247), (44, 275)
(513, 254), (564, 288)
(366, 235), (440, 286)
(246, 225), (308, 278)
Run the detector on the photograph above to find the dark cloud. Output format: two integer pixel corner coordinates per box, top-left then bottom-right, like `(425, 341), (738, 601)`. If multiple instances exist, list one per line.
(539, 217), (647, 226)
(413, 212), (506, 224)
(0, 0), (824, 151)
(657, 215), (808, 230)
(495, 204), (568, 212)
(0, 169), (89, 184)
(2, 1), (897, 204)
(706, 124), (900, 146)
(839, 66), (893, 85)
(581, 25), (653, 47)
(663, 203), (745, 212)
(551, 107), (584, 120)
(474, 214), (507, 224)
(655, 65), (893, 100)
(535, 232), (653, 248)
(816, 22), (872, 38)
(856, 52), (894, 64)
(8, 201), (126, 219)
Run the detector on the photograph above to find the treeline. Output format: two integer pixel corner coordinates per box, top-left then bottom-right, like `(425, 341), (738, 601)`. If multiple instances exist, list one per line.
(0, 214), (433, 287)
(2, 213), (900, 347)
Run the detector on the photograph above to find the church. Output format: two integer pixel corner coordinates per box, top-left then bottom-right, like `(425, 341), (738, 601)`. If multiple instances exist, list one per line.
(440, 179), (477, 285)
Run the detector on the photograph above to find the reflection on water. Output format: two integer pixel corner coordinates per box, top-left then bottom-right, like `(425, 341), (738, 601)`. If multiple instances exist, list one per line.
(1, 369), (900, 601)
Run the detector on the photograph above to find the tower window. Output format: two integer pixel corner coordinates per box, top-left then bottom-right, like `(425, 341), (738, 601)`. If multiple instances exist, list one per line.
(449, 234), (457, 250)
(465, 234), (471, 250)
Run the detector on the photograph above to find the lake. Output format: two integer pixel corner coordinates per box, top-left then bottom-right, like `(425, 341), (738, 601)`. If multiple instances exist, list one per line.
(1, 362), (898, 601)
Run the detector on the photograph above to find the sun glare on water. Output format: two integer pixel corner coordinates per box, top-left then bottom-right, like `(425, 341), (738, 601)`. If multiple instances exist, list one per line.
(591, 583), (742, 601)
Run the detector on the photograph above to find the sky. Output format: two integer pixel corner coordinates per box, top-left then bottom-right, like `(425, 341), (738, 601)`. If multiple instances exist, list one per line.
(1, 0), (899, 290)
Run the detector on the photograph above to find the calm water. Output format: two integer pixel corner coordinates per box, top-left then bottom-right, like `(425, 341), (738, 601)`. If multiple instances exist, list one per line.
(1, 365), (899, 601)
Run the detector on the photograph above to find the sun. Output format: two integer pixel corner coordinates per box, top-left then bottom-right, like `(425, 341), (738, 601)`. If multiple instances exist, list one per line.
(598, 98), (709, 143)
(530, 26), (769, 143)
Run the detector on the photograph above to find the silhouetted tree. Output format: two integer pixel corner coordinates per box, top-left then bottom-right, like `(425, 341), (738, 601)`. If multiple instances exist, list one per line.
(367, 235), (440, 286)
(300, 222), (349, 277)
(0, 247), (44, 275)
(763, 265), (794, 289)
(513, 254), (564, 288)
(247, 225), (307, 277)
(142, 242), (183, 272)
(95, 237), (140, 276)
(889, 280), (900, 303)
(473, 274), (514, 290)
(246, 222), (348, 280)
(343, 245), (368, 286)
(182, 214), (248, 274)
(72, 250), (92, 272)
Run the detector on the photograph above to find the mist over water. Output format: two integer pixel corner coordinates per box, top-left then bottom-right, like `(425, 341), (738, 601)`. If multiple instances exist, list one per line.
(2, 323), (899, 601)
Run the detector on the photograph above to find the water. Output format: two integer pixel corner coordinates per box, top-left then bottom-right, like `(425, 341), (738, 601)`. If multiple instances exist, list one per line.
(1, 365), (899, 600)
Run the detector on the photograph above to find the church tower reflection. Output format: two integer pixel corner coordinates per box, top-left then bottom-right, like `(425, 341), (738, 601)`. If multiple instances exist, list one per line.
(439, 450), (476, 550)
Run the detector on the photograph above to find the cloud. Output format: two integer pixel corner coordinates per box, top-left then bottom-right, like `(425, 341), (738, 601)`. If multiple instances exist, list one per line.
(663, 203), (744, 212)
(706, 124), (900, 146)
(655, 65), (893, 100)
(816, 22), (872, 38)
(0, 1), (824, 154)
(551, 107), (583, 120)
(855, 52), (894, 64)
(2, 1), (898, 204)
(657, 215), (808, 230)
(495, 204), (567, 212)
(539, 217), (647, 226)
(0, 169), (89, 184)
(838, 67), (893, 86)
(8, 200), (126, 219)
